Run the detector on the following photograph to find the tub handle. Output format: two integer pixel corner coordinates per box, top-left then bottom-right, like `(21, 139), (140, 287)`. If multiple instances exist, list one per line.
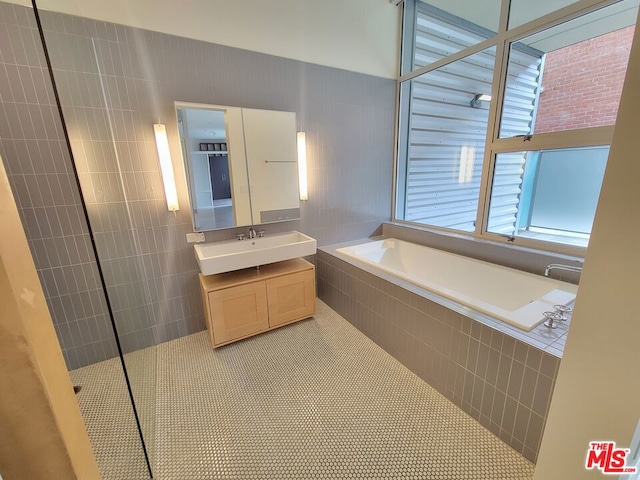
(543, 311), (563, 329)
(553, 304), (573, 321)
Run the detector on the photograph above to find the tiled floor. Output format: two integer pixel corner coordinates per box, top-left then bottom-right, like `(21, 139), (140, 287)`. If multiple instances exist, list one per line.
(70, 353), (151, 479)
(71, 300), (534, 479)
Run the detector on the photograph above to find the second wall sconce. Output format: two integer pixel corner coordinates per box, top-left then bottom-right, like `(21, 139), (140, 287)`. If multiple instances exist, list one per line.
(297, 132), (308, 201)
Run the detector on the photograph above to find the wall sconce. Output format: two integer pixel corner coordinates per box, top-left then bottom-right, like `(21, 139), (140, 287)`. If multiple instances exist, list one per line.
(153, 124), (179, 211)
(297, 132), (308, 201)
(470, 93), (492, 108)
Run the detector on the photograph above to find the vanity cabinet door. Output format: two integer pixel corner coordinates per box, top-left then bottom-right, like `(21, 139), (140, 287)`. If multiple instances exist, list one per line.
(266, 269), (316, 328)
(208, 282), (269, 345)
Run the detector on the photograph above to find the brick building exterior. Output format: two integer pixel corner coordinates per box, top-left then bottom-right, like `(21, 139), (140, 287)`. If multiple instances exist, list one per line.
(534, 26), (635, 133)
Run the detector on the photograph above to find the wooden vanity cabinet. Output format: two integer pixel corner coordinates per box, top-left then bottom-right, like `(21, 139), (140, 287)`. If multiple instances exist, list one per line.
(200, 258), (316, 348)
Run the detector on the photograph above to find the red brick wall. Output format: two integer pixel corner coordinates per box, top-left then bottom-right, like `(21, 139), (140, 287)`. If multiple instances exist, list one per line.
(534, 26), (635, 133)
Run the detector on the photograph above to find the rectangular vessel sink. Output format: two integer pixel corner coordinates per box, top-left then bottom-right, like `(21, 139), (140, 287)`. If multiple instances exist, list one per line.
(195, 230), (317, 275)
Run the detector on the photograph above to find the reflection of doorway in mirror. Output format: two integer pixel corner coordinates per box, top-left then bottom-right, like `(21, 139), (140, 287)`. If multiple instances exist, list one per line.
(209, 154), (233, 227)
(210, 155), (231, 200)
(179, 106), (236, 230)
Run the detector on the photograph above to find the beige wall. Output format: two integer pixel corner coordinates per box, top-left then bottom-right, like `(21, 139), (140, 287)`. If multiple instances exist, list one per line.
(7, 0), (401, 79)
(534, 11), (640, 480)
(0, 158), (100, 479)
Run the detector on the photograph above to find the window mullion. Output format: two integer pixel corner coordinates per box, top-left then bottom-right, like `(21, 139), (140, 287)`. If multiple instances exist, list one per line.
(394, 81), (413, 220)
(498, 0), (511, 34)
(399, 0), (417, 77)
(398, 37), (499, 83)
(492, 126), (614, 153)
(483, 231), (589, 257)
(475, 33), (511, 237)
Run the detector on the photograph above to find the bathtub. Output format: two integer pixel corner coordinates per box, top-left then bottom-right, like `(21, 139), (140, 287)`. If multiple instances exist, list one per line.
(336, 239), (578, 331)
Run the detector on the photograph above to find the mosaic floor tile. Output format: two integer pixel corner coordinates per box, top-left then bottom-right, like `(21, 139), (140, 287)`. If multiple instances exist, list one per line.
(70, 355), (150, 480)
(72, 300), (534, 479)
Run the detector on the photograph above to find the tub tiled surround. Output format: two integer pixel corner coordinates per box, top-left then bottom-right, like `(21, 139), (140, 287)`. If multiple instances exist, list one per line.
(317, 249), (560, 463)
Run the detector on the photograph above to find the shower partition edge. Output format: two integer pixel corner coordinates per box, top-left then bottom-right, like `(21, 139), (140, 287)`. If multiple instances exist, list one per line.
(31, 1), (153, 476)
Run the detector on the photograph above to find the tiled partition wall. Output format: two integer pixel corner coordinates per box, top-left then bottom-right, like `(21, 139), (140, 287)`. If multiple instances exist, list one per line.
(0, 1), (395, 369)
(0, 4), (120, 368)
(317, 250), (559, 463)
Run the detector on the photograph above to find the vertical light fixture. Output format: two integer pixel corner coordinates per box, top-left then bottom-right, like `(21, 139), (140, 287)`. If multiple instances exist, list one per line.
(297, 131), (308, 201)
(153, 124), (179, 211)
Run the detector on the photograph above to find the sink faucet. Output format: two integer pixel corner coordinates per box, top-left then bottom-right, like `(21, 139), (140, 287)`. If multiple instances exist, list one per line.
(248, 227), (257, 239)
(544, 263), (583, 277)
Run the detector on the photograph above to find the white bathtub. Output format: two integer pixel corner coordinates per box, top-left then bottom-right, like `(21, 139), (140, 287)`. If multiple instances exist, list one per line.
(336, 239), (578, 331)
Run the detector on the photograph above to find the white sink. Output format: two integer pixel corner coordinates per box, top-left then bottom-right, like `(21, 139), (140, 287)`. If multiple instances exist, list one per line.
(195, 230), (317, 275)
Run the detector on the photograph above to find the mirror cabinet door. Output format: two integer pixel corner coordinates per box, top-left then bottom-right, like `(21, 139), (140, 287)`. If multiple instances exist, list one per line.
(243, 109), (301, 224)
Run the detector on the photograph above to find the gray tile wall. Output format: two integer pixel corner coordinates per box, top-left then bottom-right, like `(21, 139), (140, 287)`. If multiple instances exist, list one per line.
(0, 2), (119, 369)
(0, 2), (395, 368)
(317, 250), (559, 463)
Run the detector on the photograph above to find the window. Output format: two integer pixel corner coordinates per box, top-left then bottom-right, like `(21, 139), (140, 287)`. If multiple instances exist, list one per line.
(395, 0), (637, 252)
(397, 47), (496, 232)
(487, 147), (608, 247)
(499, 9), (636, 138)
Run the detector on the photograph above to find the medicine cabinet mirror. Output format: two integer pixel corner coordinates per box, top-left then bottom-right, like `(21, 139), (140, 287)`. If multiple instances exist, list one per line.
(176, 102), (301, 231)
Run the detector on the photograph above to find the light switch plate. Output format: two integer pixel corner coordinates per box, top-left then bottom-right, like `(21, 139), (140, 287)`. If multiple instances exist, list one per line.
(186, 232), (205, 243)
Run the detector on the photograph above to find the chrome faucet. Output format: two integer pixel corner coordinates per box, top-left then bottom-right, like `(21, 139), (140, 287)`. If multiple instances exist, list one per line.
(544, 263), (583, 277)
(248, 227), (257, 239)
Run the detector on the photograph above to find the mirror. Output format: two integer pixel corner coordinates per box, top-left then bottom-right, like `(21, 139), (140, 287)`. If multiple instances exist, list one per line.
(176, 103), (301, 231)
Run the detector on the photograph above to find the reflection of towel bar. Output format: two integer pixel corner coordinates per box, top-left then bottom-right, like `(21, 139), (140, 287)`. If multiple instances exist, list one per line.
(264, 160), (296, 163)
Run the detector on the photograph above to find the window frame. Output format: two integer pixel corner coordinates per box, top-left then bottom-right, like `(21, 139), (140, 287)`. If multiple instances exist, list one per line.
(394, 0), (625, 256)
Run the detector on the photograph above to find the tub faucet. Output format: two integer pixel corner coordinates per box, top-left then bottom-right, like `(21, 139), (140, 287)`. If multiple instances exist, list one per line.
(544, 263), (583, 277)
(248, 227), (257, 239)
